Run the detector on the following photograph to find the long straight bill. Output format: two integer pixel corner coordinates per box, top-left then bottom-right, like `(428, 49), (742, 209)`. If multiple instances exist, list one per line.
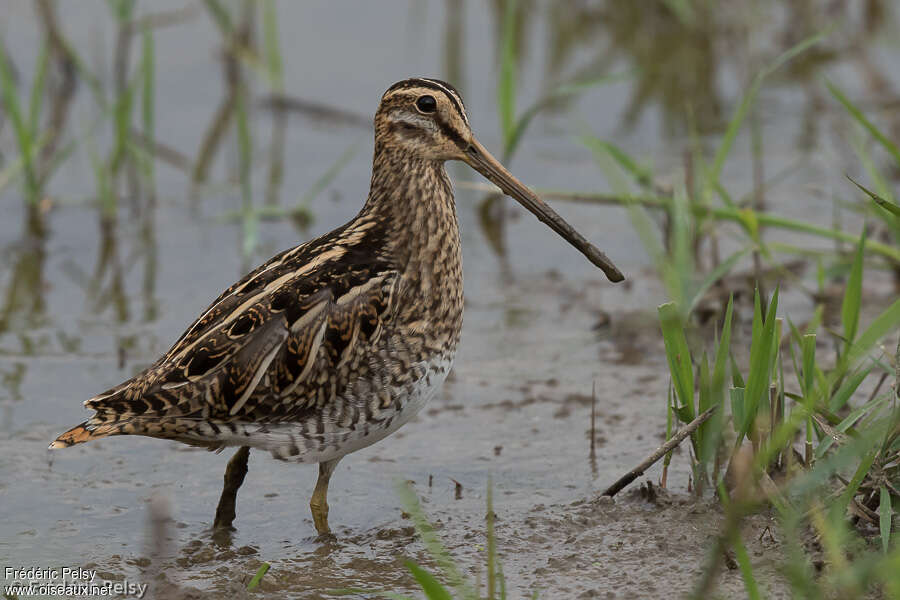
(463, 138), (624, 282)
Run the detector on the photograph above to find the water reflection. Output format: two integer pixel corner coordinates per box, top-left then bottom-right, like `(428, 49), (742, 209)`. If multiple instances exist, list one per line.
(0, 212), (48, 343)
(90, 217), (130, 323)
(265, 104), (287, 207)
(603, 2), (723, 135)
(139, 205), (158, 323)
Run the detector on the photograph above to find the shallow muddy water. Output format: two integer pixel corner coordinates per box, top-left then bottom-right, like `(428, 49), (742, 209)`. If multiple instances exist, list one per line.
(1, 1), (900, 598)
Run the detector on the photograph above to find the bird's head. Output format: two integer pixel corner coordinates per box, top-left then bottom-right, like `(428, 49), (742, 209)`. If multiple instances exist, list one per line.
(376, 77), (473, 161)
(374, 77), (624, 282)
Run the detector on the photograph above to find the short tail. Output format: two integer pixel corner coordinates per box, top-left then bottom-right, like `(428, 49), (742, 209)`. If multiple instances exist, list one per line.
(49, 381), (143, 449)
(49, 419), (122, 449)
(49, 384), (244, 451)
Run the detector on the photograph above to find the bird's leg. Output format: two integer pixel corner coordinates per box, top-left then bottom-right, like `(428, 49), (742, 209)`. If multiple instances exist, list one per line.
(213, 446), (250, 530)
(310, 458), (341, 536)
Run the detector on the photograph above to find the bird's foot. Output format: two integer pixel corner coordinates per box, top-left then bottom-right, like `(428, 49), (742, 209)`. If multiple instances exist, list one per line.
(314, 531), (338, 544)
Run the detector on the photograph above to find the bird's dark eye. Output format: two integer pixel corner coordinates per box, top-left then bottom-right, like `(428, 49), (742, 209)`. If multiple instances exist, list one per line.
(416, 95), (437, 113)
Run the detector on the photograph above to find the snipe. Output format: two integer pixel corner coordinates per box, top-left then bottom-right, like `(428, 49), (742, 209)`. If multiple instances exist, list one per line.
(50, 78), (623, 536)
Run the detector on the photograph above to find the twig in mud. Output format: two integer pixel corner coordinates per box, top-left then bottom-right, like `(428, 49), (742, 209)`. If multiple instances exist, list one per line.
(589, 380), (598, 478)
(590, 380), (597, 454)
(603, 405), (717, 497)
(451, 478), (463, 500)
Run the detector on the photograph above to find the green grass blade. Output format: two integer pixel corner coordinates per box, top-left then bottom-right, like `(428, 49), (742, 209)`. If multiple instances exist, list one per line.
(663, 382), (675, 471)
(497, 0), (517, 148)
(827, 79), (900, 166)
(741, 288), (779, 438)
(881, 549), (900, 598)
(698, 352), (711, 411)
(712, 295), (735, 395)
(710, 29), (827, 184)
(0, 128), (55, 193)
(689, 249), (748, 315)
(711, 205), (900, 263)
(671, 183), (692, 305)
(111, 73), (138, 176)
(581, 137), (653, 188)
(506, 72), (632, 159)
(404, 561), (453, 600)
(731, 534), (762, 600)
(852, 140), (900, 240)
(203, 0), (234, 36)
(487, 477), (497, 600)
(841, 230), (865, 346)
(663, 0), (695, 25)
(828, 364), (872, 412)
(788, 319), (802, 374)
(837, 450), (878, 516)
(584, 142), (688, 306)
(880, 486), (892, 553)
(697, 352), (713, 466)
(106, 0), (136, 22)
(818, 381), (886, 459)
(848, 175), (900, 219)
(801, 334), (816, 401)
(731, 352), (745, 389)
(845, 298), (900, 368)
(659, 303), (694, 422)
(263, 0), (283, 91)
(808, 305), (824, 337)
(395, 481), (474, 597)
(27, 42), (49, 135)
(246, 563), (270, 591)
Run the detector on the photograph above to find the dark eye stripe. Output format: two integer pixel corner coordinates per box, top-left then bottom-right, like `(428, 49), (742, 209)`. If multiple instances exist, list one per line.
(435, 116), (468, 149)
